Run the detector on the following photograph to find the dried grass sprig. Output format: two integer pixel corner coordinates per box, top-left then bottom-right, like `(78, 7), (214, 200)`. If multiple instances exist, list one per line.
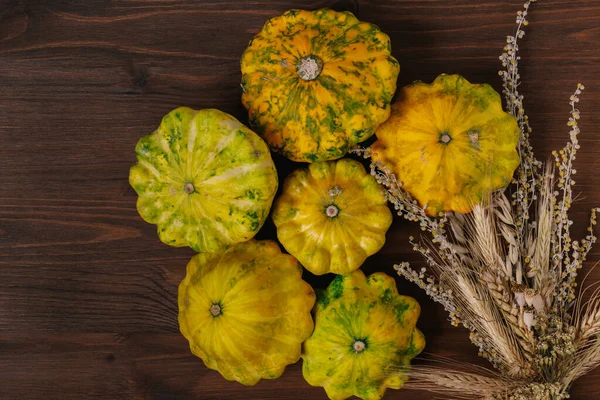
(499, 0), (542, 245)
(350, 0), (600, 398)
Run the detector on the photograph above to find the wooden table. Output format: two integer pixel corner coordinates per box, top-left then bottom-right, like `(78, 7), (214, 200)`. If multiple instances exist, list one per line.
(1, 0), (599, 398)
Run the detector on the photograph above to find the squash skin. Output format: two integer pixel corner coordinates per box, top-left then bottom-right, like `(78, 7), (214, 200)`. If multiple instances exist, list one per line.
(372, 74), (520, 216)
(129, 107), (278, 253)
(178, 240), (316, 386)
(302, 270), (425, 400)
(241, 8), (400, 163)
(272, 158), (393, 275)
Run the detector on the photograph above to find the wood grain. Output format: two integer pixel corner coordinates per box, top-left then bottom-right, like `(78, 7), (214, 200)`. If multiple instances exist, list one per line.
(1, 0), (599, 399)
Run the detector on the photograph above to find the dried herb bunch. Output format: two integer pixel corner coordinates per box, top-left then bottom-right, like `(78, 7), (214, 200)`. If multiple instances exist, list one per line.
(353, 1), (600, 398)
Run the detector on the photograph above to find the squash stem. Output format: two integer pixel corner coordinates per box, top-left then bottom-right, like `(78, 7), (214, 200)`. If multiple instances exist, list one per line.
(439, 132), (452, 144)
(296, 55), (323, 81)
(326, 205), (339, 218)
(210, 304), (221, 317)
(353, 340), (366, 353)
(184, 182), (195, 194)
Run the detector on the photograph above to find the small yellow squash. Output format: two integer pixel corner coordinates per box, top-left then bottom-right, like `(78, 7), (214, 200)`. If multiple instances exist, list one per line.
(372, 74), (520, 216)
(178, 240), (315, 386)
(272, 158), (393, 275)
(241, 8), (400, 163)
(129, 107), (278, 253)
(302, 270), (425, 400)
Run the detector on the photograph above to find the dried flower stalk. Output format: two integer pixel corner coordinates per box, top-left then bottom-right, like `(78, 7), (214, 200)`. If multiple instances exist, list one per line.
(351, 1), (600, 398)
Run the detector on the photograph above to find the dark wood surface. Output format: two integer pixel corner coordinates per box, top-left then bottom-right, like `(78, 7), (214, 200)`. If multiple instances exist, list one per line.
(1, 0), (599, 399)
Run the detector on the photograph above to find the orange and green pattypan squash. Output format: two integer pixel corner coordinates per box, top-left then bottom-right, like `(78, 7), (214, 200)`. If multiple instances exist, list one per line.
(129, 107), (278, 253)
(372, 74), (520, 216)
(302, 270), (425, 400)
(178, 240), (315, 386)
(241, 8), (400, 163)
(272, 158), (392, 275)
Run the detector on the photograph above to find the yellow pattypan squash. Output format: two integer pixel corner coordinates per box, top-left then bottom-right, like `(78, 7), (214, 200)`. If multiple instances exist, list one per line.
(178, 240), (316, 386)
(272, 158), (393, 275)
(241, 8), (400, 163)
(129, 107), (278, 253)
(302, 270), (425, 400)
(372, 74), (520, 216)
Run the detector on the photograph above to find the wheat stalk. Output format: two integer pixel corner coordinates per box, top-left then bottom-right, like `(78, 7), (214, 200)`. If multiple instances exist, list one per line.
(531, 164), (554, 291)
(562, 342), (600, 385)
(458, 275), (526, 376)
(403, 367), (512, 399)
(470, 205), (501, 273)
(404, 217), (528, 376)
(577, 283), (600, 340)
(453, 200), (536, 370)
(480, 267), (535, 365)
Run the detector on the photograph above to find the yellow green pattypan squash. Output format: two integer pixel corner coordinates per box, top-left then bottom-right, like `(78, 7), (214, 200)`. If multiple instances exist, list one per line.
(178, 240), (315, 386)
(272, 158), (392, 275)
(241, 8), (399, 162)
(302, 270), (425, 399)
(130, 107), (278, 252)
